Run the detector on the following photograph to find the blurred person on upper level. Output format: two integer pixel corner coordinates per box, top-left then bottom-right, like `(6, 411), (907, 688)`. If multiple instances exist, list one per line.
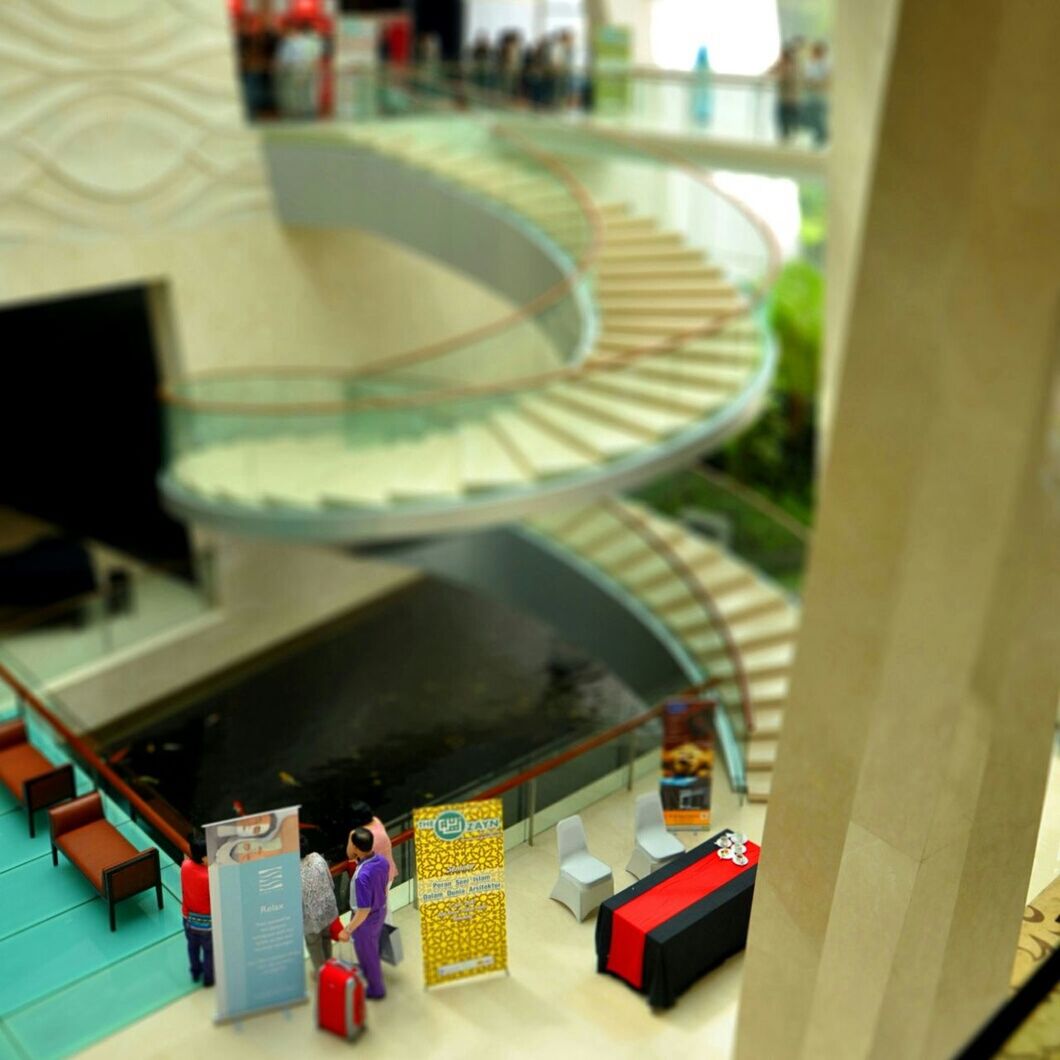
(499, 31), (522, 99)
(802, 41), (831, 145)
(692, 45), (713, 126)
(469, 31), (493, 91)
(236, 12), (278, 119)
(770, 42), (802, 141)
(275, 20), (323, 119)
(554, 29), (576, 108)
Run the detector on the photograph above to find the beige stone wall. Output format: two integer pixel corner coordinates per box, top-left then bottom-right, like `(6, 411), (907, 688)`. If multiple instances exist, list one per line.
(737, 1), (1060, 1058)
(0, 0), (547, 379)
(0, 1), (522, 724)
(819, 0), (901, 468)
(54, 536), (418, 733)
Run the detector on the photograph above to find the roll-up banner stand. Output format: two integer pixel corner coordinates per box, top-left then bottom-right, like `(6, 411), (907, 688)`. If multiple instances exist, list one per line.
(660, 699), (715, 829)
(413, 799), (508, 989)
(204, 807), (307, 1023)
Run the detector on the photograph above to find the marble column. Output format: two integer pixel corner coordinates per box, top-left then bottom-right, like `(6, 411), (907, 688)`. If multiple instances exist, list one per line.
(737, 1), (1060, 1058)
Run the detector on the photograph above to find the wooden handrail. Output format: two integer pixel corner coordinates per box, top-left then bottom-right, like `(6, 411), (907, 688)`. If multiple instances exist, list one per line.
(158, 306), (750, 415)
(163, 92), (603, 395)
(693, 466), (812, 544)
(385, 687), (715, 848)
(158, 84), (780, 417)
(1, 662), (714, 876)
(603, 499), (756, 734)
(0, 662), (191, 856)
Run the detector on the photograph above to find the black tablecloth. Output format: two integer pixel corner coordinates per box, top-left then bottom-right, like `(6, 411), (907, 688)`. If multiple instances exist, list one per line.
(595, 829), (757, 1008)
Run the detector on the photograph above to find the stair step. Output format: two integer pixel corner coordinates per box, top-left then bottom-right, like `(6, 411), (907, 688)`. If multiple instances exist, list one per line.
(629, 356), (751, 390)
(550, 384), (694, 436)
(318, 449), (395, 507)
(532, 505), (605, 541)
(456, 421), (535, 490)
(520, 394), (646, 459)
(595, 264), (724, 283)
(595, 280), (734, 299)
(752, 706), (785, 730)
(601, 215), (658, 234)
(592, 525), (690, 573)
(699, 611), (801, 658)
(602, 230), (683, 249)
(598, 246), (705, 266)
(711, 641), (796, 679)
(598, 297), (748, 317)
(578, 371), (730, 415)
(624, 548), (727, 594)
(387, 434), (464, 499)
(593, 316), (728, 337)
(489, 409), (596, 477)
(748, 724), (782, 742)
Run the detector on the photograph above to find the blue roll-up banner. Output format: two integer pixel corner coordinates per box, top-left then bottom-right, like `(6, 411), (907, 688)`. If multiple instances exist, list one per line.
(204, 807), (306, 1022)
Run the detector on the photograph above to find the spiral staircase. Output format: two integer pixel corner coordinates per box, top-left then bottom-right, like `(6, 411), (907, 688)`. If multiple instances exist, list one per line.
(160, 117), (777, 541)
(158, 106), (800, 798)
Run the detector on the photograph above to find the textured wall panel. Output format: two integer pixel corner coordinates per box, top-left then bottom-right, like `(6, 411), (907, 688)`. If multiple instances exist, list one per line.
(0, 0), (270, 242)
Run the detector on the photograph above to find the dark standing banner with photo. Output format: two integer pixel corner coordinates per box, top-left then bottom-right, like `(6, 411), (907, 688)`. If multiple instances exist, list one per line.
(205, 806), (306, 1023)
(660, 699), (714, 829)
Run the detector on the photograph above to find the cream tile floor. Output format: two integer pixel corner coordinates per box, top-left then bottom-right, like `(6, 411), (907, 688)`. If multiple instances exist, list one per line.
(80, 739), (1060, 1060)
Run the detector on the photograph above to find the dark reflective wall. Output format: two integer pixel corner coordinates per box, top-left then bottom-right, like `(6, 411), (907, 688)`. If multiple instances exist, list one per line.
(0, 285), (191, 569)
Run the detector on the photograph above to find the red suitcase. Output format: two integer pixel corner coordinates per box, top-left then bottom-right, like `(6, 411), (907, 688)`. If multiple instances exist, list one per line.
(318, 957), (366, 1041)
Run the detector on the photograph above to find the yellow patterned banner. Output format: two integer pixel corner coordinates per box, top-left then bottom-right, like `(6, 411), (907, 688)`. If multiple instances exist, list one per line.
(413, 799), (508, 988)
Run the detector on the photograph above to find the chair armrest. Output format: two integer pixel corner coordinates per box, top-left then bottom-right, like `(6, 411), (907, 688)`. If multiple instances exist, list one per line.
(0, 719), (27, 752)
(104, 847), (160, 903)
(24, 764), (76, 814)
(49, 791), (104, 840)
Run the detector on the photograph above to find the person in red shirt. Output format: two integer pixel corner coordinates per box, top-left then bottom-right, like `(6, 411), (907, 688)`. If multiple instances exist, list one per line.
(181, 832), (214, 987)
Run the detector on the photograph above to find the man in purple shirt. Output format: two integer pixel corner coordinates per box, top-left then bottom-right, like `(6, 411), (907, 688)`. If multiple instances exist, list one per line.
(339, 827), (389, 999)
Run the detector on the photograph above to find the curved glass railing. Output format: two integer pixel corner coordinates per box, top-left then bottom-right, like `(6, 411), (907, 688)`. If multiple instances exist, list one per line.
(633, 466), (810, 594)
(261, 116), (602, 385)
(160, 105), (779, 527)
(524, 499), (753, 793)
(337, 64), (829, 150)
(377, 694), (722, 893)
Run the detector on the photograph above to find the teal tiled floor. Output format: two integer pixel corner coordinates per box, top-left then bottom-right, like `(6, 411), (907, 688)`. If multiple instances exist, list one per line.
(0, 1025), (24, 1060)
(0, 855), (97, 943)
(4, 936), (196, 1060)
(0, 887), (184, 1015)
(0, 712), (192, 1058)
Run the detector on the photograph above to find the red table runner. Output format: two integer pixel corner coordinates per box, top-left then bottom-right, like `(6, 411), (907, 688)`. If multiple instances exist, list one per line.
(606, 841), (760, 988)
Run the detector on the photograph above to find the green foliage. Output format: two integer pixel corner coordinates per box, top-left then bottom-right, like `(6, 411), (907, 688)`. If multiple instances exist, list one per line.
(797, 180), (827, 260)
(709, 258), (824, 528)
(770, 260), (822, 400)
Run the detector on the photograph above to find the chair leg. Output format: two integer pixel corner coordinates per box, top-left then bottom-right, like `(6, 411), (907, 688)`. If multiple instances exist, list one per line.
(156, 880), (164, 910)
(109, 899), (116, 933)
(51, 844), (58, 867)
(27, 806), (35, 839)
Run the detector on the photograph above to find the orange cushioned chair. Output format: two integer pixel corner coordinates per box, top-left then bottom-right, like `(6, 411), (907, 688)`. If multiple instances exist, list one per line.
(49, 791), (163, 932)
(0, 718), (75, 837)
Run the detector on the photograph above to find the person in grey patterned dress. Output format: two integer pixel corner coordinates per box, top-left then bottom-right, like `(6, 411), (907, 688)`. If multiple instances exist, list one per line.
(301, 831), (340, 972)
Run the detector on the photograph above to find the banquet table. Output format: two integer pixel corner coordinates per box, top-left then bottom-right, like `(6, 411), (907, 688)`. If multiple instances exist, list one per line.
(595, 829), (759, 1008)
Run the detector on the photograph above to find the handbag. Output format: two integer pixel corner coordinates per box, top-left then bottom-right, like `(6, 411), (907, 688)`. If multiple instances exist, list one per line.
(333, 866), (350, 916)
(379, 922), (404, 967)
